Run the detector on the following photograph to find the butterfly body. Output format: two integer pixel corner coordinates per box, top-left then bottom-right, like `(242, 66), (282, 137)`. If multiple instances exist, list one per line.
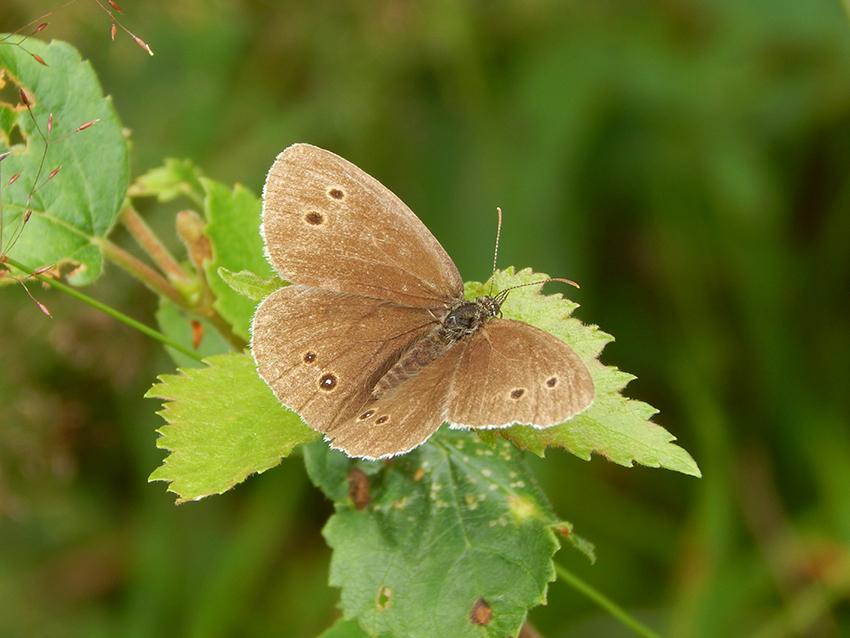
(252, 144), (594, 460)
(373, 295), (499, 399)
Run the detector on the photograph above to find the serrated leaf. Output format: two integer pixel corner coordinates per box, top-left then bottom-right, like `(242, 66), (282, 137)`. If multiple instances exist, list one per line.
(471, 268), (701, 478)
(147, 352), (318, 503)
(318, 618), (378, 638)
(217, 267), (284, 302)
(201, 178), (275, 342)
(0, 36), (129, 285)
(307, 430), (565, 638)
(128, 157), (205, 204)
(558, 522), (597, 563)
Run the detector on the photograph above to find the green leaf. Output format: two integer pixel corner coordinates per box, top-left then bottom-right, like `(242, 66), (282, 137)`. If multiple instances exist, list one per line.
(318, 619), (377, 638)
(218, 267), (285, 302)
(472, 268), (701, 478)
(128, 157), (205, 204)
(155, 298), (232, 368)
(0, 36), (129, 285)
(307, 430), (565, 638)
(147, 352), (319, 503)
(559, 523), (597, 563)
(200, 178), (275, 342)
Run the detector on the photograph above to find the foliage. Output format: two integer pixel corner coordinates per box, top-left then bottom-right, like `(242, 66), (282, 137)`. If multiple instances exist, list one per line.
(2, 1), (850, 637)
(0, 36), (128, 284)
(147, 353), (318, 503)
(0, 23), (698, 638)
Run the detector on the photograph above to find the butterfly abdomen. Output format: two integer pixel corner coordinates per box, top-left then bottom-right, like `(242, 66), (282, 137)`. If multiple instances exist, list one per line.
(371, 297), (499, 399)
(371, 326), (454, 399)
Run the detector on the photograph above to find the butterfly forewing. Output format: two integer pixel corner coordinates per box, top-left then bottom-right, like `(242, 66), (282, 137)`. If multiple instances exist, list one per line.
(446, 318), (594, 429)
(252, 285), (436, 433)
(262, 144), (464, 307)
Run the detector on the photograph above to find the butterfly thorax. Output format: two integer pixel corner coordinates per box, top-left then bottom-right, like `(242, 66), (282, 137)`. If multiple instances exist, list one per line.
(371, 295), (502, 400)
(443, 295), (501, 335)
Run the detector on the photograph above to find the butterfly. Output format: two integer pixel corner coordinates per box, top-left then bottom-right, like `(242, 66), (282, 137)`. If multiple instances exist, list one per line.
(251, 144), (594, 459)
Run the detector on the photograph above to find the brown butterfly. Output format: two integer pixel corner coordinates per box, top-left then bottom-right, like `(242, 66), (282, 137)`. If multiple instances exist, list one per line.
(251, 144), (594, 459)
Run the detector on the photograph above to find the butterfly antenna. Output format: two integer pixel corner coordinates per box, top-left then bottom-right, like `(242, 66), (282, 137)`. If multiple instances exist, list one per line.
(487, 207), (503, 295)
(486, 207), (581, 300)
(492, 207), (502, 277)
(495, 277), (580, 305)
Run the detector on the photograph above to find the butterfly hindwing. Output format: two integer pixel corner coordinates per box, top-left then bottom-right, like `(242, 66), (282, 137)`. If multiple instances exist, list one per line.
(446, 318), (594, 430)
(324, 344), (467, 459)
(252, 285), (436, 434)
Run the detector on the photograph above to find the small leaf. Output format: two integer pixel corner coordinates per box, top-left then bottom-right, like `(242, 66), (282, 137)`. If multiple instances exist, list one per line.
(128, 158), (205, 204)
(471, 268), (701, 477)
(200, 178), (275, 341)
(218, 267), (285, 302)
(308, 430), (566, 638)
(147, 352), (319, 503)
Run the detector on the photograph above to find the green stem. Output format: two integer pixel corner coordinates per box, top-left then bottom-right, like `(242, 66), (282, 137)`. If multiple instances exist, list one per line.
(199, 308), (248, 352)
(98, 220), (248, 352)
(93, 235), (247, 352)
(93, 236), (187, 308)
(554, 562), (664, 638)
(4, 256), (205, 364)
(120, 206), (194, 285)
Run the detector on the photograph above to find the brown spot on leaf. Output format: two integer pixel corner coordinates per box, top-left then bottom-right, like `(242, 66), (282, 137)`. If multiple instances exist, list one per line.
(469, 597), (492, 626)
(347, 467), (370, 510)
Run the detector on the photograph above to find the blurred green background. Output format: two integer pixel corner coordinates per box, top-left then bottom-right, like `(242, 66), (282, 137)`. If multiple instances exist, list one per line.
(2, 0), (850, 636)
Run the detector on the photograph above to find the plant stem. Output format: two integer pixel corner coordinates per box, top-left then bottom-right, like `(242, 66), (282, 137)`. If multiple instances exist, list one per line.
(93, 235), (187, 307)
(93, 235), (248, 352)
(120, 205), (193, 285)
(199, 307), (248, 352)
(554, 562), (664, 638)
(111, 206), (248, 352)
(3, 256), (205, 363)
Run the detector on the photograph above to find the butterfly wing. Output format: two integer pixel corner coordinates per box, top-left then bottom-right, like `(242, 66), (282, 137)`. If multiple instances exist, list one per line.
(262, 143), (464, 307)
(446, 318), (594, 429)
(252, 285), (436, 433)
(324, 345), (467, 460)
